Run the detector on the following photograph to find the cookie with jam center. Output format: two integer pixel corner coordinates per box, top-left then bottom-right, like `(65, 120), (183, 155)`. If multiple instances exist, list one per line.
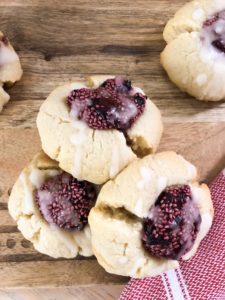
(89, 151), (214, 278)
(161, 0), (225, 101)
(37, 75), (163, 184)
(8, 151), (97, 258)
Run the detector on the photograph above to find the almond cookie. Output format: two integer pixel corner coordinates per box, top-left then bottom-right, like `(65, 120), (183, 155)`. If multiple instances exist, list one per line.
(161, 0), (225, 101)
(8, 151), (97, 258)
(0, 32), (23, 111)
(89, 151), (214, 278)
(37, 76), (163, 184)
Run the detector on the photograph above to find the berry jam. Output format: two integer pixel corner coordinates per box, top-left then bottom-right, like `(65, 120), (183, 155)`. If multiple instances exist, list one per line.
(67, 77), (146, 131)
(36, 172), (96, 230)
(142, 185), (201, 260)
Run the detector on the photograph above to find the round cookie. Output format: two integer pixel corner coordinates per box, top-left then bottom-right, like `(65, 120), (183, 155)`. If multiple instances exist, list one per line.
(0, 32), (23, 111)
(88, 151), (213, 278)
(8, 151), (97, 258)
(161, 0), (225, 101)
(37, 75), (163, 184)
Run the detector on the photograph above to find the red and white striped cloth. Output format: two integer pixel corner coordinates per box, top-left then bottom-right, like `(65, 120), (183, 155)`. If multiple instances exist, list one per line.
(120, 170), (225, 300)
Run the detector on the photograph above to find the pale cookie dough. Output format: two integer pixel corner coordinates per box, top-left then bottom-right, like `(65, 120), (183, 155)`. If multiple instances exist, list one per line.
(89, 151), (214, 278)
(161, 0), (225, 101)
(8, 151), (95, 258)
(0, 32), (23, 111)
(37, 75), (163, 184)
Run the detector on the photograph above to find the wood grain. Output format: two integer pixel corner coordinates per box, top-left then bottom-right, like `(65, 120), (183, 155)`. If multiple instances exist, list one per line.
(0, 286), (124, 300)
(0, 0), (224, 295)
(0, 261), (127, 288)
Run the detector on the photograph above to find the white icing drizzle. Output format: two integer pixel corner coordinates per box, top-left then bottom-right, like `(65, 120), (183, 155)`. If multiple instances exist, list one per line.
(0, 42), (18, 66)
(109, 146), (120, 178)
(188, 163), (197, 178)
(118, 256), (128, 265)
(84, 226), (91, 239)
(147, 205), (160, 219)
(197, 213), (212, 240)
(29, 169), (60, 189)
(223, 168), (225, 177)
(182, 213), (212, 260)
(107, 101), (138, 126)
(70, 121), (87, 145)
(136, 167), (152, 190)
(190, 184), (201, 205)
(19, 173), (35, 213)
(157, 176), (168, 193)
(70, 82), (86, 90)
(192, 8), (204, 21)
(135, 167), (153, 216)
(37, 190), (54, 223)
(133, 87), (145, 95)
(29, 168), (62, 223)
(182, 200), (201, 250)
(137, 180), (145, 190)
(20, 168), (61, 215)
(70, 111), (88, 177)
(182, 184), (213, 260)
(109, 139), (130, 178)
(37, 174), (80, 228)
(179, 155), (197, 178)
(140, 167), (151, 180)
(214, 19), (225, 34)
(195, 73), (207, 86)
(134, 198), (143, 215)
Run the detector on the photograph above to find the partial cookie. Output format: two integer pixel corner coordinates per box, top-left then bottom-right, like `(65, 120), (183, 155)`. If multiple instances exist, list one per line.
(0, 32), (23, 111)
(37, 76), (163, 184)
(89, 151), (214, 278)
(8, 151), (98, 258)
(161, 0), (225, 101)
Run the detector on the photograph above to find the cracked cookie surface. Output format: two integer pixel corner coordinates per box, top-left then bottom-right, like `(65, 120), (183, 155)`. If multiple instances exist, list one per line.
(37, 75), (163, 184)
(161, 0), (225, 101)
(8, 151), (96, 258)
(88, 151), (214, 278)
(0, 31), (23, 112)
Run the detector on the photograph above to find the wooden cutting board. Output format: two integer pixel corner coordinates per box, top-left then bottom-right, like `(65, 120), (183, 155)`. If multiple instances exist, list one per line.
(0, 0), (224, 289)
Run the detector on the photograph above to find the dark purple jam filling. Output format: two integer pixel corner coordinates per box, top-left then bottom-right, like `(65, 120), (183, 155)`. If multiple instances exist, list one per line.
(202, 10), (225, 53)
(35, 172), (97, 230)
(67, 77), (146, 131)
(142, 185), (201, 260)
